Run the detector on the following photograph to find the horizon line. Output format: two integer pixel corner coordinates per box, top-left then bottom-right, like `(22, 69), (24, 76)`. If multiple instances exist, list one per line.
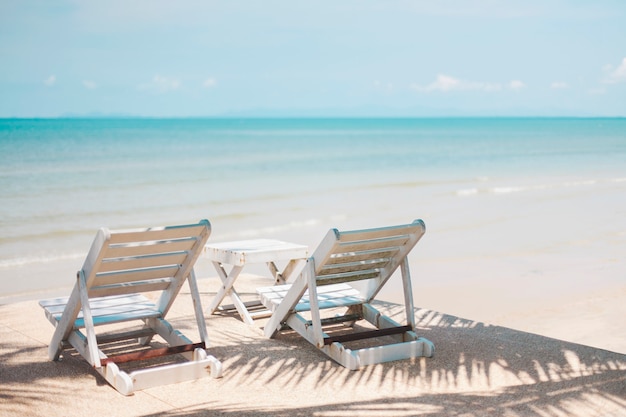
(1, 115), (625, 120)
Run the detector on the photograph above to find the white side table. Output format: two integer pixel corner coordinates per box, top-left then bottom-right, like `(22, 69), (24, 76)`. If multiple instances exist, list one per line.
(203, 239), (308, 325)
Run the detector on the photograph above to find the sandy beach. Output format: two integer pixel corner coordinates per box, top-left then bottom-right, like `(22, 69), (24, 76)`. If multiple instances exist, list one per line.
(1, 273), (625, 417)
(2, 195), (626, 416)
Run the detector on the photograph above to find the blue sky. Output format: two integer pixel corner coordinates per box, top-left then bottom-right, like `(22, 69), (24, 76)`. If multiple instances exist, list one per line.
(1, 1), (625, 117)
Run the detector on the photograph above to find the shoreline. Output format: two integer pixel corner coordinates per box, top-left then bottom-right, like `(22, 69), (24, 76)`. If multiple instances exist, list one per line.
(2, 167), (625, 356)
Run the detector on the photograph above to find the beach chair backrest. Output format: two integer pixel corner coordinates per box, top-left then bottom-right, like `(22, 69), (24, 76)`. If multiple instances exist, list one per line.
(81, 219), (211, 311)
(310, 219), (425, 300)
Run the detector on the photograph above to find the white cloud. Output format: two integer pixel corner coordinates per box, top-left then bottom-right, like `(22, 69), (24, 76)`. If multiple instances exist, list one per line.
(202, 78), (217, 88)
(550, 81), (569, 89)
(43, 75), (56, 86)
(410, 74), (462, 92)
(410, 74), (525, 93)
(138, 75), (181, 93)
(82, 80), (97, 89)
(603, 57), (626, 84)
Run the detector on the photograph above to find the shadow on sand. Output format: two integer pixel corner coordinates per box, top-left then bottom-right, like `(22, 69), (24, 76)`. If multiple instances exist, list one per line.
(1, 297), (625, 417)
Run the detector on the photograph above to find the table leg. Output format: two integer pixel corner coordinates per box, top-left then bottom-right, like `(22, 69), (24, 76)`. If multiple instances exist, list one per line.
(267, 261), (283, 284)
(267, 259), (306, 285)
(280, 258), (307, 283)
(207, 263), (255, 325)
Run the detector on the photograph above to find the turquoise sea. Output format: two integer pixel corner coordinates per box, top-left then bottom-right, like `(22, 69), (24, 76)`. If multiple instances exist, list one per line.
(1, 117), (625, 301)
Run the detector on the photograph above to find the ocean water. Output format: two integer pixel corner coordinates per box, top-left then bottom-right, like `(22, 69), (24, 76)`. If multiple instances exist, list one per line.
(1, 117), (625, 301)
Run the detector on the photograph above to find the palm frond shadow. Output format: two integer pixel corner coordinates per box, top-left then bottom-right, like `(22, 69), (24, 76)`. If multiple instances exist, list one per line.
(0, 344), (95, 413)
(139, 370), (626, 417)
(2, 292), (624, 417)
(192, 299), (626, 416)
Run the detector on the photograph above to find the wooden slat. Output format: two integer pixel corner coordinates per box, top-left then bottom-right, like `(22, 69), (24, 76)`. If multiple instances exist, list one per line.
(327, 248), (397, 264)
(104, 239), (196, 258)
(316, 269), (380, 285)
(335, 235), (410, 253)
(100, 342), (206, 365)
(88, 278), (173, 298)
(77, 309), (161, 328)
(79, 295), (160, 327)
(336, 221), (424, 243)
(89, 298), (156, 316)
(323, 325), (412, 345)
(248, 310), (273, 319)
(59, 328), (158, 351)
(40, 294), (151, 317)
(108, 223), (207, 245)
(98, 252), (188, 273)
(258, 283), (365, 312)
(218, 300), (264, 312)
(319, 258), (389, 276)
(92, 264), (180, 287)
(41, 293), (162, 328)
(308, 313), (362, 327)
(95, 327), (156, 344)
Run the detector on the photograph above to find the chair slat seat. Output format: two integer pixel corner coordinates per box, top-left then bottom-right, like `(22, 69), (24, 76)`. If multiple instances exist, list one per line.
(259, 283), (365, 312)
(41, 293), (161, 327)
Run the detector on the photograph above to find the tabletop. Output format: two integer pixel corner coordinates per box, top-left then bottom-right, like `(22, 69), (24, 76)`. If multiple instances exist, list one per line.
(203, 239), (309, 266)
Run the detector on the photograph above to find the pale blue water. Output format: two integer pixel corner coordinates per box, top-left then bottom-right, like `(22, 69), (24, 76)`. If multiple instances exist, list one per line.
(1, 117), (625, 299)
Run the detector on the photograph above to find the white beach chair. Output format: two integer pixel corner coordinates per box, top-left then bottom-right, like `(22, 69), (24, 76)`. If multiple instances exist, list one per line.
(257, 219), (434, 370)
(39, 219), (222, 395)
